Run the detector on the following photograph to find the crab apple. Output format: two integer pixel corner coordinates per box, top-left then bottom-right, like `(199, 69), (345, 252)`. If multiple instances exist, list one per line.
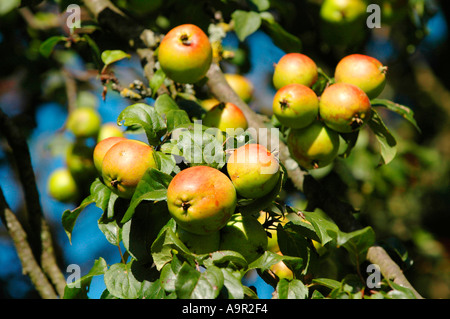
(158, 24), (212, 84)
(319, 83), (371, 133)
(66, 107), (101, 138)
(66, 142), (96, 182)
(101, 139), (157, 199)
(272, 83), (319, 129)
(270, 252), (294, 280)
(47, 168), (79, 203)
(166, 166), (237, 235)
(219, 214), (268, 263)
(226, 143), (280, 199)
(202, 102), (248, 134)
(176, 227), (220, 255)
(334, 54), (387, 99)
(200, 98), (220, 111)
(273, 53), (318, 90)
(287, 121), (340, 169)
(97, 122), (125, 142)
(224, 73), (254, 103)
(93, 136), (127, 175)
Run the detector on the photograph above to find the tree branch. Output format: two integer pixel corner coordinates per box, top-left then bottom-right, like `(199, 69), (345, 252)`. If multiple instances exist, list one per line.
(81, 0), (423, 298)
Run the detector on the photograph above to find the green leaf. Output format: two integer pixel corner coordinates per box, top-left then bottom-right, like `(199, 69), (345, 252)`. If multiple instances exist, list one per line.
(117, 103), (166, 146)
(337, 226), (376, 265)
(260, 12), (302, 53)
(104, 262), (143, 299)
(206, 250), (248, 270)
(121, 168), (173, 223)
(277, 225), (311, 275)
(39, 36), (68, 58)
(231, 10), (262, 41)
(311, 278), (341, 290)
(220, 268), (244, 299)
(299, 210), (340, 246)
(154, 151), (179, 175)
(175, 263), (224, 299)
(386, 280), (417, 299)
(368, 109), (398, 165)
(276, 279), (309, 299)
(339, 131), (360, 159)
(248, 0), (270, 11)
(371, 99), (421, 133)
(82, 34), (102, 69)
(101, 50), (131, 67)
(63, 258), (108, 299)
(149, 68), (166, 97)
(166, 109), (191, 133)
(154, 94), (180, 115)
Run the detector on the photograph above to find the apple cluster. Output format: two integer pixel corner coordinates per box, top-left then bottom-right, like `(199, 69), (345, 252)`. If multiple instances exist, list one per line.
(47, 106), (125, 203)
(166, 143), (282, 263)
(272, 52), (387, 169)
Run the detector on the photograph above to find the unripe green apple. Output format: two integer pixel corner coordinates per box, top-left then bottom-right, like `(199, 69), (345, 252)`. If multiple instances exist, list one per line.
(272, 83), (319, 129)
(66, 107), (102, 138)
(158, 24), (212, 84)
(47, 168), (79, 203)
(176, 226), (220, 255)
(101, 139), (157, 199)
(219, 214), (268, 263)
(97, 122), (125, 142)
(287, 121), (340, 169)
(93, 136), (127, 175)
(334, 54), (387, 99)
(224, 73), (254, 103)
(227, 143), (280, 199)
(66, 142), (96, 182)
(319, 83), (372, 133)
(273, 53), (318, 90)
(203, 102), (248, 134)
(167, 166), (237, 235)
(200, 98), (220, 111)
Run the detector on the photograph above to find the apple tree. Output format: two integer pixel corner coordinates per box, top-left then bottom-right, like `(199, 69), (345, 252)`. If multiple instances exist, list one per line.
(1, 0), (449, 300)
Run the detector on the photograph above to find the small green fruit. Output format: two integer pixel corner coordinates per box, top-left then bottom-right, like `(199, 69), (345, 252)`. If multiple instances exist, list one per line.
(97, 122), (125, 142)
(47, 168), (79, 203)
(219, 214), (268, 263)
(176, 227), (220, 255)
(66, 107), (101, 138)
(66, 142), (96, 183)
(287, 121), (340, 169)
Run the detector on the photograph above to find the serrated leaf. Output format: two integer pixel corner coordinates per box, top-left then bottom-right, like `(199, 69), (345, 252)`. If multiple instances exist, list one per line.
(117, 103), (166, 146)
(39, 36), (68, 57)
(231, 10), (261, 41)
(101, 50), (130, 66)
(371, 99), (421, 133)
(63, 258), (108, 299)
(175, 263), (224, 299)
(276, 278), (308, 299)
(104, 262), (142, 299)
(368, 109), (397, 165)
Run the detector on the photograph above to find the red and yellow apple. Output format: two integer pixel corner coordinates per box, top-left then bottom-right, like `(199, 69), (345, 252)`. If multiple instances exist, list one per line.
(202, 102), (248, 134)
(224, 73), (254, 103)
(93, 136), (127, 175)
(273, 53), (318, 90)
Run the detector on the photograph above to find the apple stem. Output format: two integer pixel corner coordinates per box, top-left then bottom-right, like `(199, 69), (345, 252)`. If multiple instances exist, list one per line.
(380, 66), (388, 74)
(279, 99), (289, 110)
(350, 115), (364, 130)
(111, 179), (120, 188)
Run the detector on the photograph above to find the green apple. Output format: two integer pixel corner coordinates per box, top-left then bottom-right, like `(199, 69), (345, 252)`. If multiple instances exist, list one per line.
(101, 139), (157, 198)
(203, 102), (248, 134)
(226, 143), (280, 199)
(66, 107), (101, 138)
(319, 83), (372, 133)
(176, 226), (220, 255)
(166, 166), (237, 235)
(97, 122), (125, 142)
(287, 121), (340, 169)
(47, 168), (79, 203)
(224, 73), (254, 103)
(219, 214), (268, 263)
(158, 24), (212, 84)
(272, 83), (319, 129)
(66, 141), (96, 183)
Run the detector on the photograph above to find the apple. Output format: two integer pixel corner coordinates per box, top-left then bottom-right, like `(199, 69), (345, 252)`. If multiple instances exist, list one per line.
(202, 102), (248, 134)
(270, 252), (294, 280)
(319, 83), (372, 133)
(66, 141), (96, 183)
(97, 122), (125, 142)
(287, 121), (340, 169)
(93, 136), (127, 175)
(166, 166), (237, 235)
(272, 83), (319, 129)
(273, 53), (318, 90)
(200, 98), (220, 111)
(219, 213), (268, 263)
(101, 139), (157, 198)
(224, 73), (254, 103)
(176, 226), (220, 255)
(158, 24), (212, 84)
(226, 143), (280, 199)
(47, 168), (79, 203)
(66, 106), (102, 138)
(334, 54), (387, 99)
